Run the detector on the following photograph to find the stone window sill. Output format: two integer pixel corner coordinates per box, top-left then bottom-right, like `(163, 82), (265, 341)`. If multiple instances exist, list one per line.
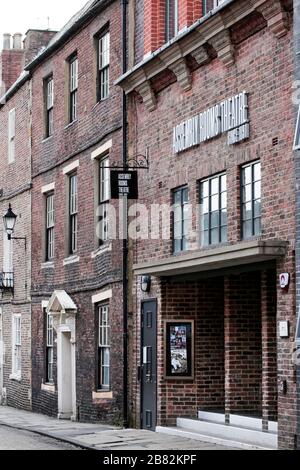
(10, 373), (21, 382)
(41, 383), (56, 393)
(93, 391), (113, 402)
(41, 261), (54, 270)
(64, 120), (78, 130)
(63, 255), (80, 266)
(91, 243), (112, 259)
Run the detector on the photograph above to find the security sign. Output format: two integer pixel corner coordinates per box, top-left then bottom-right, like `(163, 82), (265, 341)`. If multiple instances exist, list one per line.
(110, 170), (138, 200)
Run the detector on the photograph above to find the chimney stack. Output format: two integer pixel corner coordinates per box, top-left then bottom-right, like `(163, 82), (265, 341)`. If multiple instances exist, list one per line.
(3, 33), (11, 50)
(13, 33), (23, 50)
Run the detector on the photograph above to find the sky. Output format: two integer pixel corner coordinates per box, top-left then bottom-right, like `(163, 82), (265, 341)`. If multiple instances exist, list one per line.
(0, 0), (88, 49)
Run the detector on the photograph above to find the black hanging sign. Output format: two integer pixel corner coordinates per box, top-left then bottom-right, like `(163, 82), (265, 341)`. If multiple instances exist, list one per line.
(110, 170), (139, 200)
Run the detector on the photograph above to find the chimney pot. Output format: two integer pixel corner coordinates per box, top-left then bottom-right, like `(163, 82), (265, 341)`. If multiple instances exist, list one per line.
(3, 33), (11, 50)
(13, 33), (23, 50)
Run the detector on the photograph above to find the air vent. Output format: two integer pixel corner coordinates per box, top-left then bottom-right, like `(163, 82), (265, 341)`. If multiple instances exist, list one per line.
(0, 189), (3, 198)
(158, 182), (163, 189)
(272, 137), (279, 147)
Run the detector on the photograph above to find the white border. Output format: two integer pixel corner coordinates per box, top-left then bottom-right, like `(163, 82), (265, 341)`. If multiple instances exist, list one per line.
(63, 160), (79, 175)
(91, 139), (112, 160)
(92, 289), (112, 304)
(41, 183), (55, 194)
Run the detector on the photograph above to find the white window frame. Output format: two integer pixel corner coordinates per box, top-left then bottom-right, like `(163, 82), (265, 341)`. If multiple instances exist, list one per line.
(46, 312), (54, 384)
(99, 156), (110, 244)
(98, 305), (110, 390)
(294, 105), (300, 150)
(12, 315), (21, 379)
(69, 173), (78, 255)
(8, 108), (16, 163)
(46, 193), (55, 261)
(69, 56), (78, 123)
(98, 31), (110, 101)
(45, 76), (54, 137)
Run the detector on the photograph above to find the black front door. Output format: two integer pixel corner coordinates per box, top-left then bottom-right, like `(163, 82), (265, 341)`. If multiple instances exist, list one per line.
(141, 300), (157, 431)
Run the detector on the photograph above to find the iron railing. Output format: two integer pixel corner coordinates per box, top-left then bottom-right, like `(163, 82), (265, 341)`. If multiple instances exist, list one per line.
(0, 272), (14, 290)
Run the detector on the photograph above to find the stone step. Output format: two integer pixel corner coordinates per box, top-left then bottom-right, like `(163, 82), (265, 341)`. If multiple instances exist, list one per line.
(156, 426), (273, 450)
(176, 417), (278, 449)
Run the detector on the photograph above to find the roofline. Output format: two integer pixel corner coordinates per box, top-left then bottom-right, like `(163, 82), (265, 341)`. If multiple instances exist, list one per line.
(25, 0), (114, 72)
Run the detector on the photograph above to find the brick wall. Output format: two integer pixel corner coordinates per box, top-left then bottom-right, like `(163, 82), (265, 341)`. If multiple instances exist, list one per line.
(0, 78), (32, 410)
(143, 0), (204, 56)
(224, 272), (262, 417)
(294, 0), (300, 450)
(129, 5), (296, 449)
(30, 1), (125, 424)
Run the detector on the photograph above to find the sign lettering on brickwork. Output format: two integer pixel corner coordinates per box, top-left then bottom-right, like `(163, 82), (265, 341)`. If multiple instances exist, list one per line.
(173, 91), (250, 154)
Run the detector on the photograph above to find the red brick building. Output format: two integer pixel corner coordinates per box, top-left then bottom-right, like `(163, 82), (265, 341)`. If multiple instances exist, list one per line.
(0, 30), (54, 411)
(118, 0), (297, 449)
(27, 0), (126, 424)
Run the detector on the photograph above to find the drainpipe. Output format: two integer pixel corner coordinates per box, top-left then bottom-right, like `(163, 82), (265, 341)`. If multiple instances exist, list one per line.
(121, 0), (129, 429)
(295, 0), (300, 450)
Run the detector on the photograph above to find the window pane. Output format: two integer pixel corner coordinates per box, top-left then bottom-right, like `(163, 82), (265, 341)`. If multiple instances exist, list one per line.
(211, 177), (219, 195)
(221, 209), (227, 226)
(221, 192), (227, 210)
(221, 226), (227, 243)
(211, 228), (219, 245)
(202, 230), (209, 247)
(254, 199), (261, 218)
(202, 181), (209, 198)
(203, 213), (209, 231)
(211, 211), (219, 228)
(254, 163), (261, 182)
(243, 184), (252, 203)
(254, 181), (261, 200)
(243, 166), (252, 185)
(202, 197), (209, 214)
(211, 194), (219, 212)
(254, 218), (262, 235)
(243, 220), (253, 239)
(221, 174), (227, 192)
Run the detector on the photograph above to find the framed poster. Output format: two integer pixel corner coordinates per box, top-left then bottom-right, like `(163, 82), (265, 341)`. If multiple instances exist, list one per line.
(164, 320), (194, 380)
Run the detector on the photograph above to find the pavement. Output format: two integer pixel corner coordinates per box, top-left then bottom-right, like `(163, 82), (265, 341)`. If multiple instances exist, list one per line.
(0, 425), (79, 450)
(0, 406), (237, 450)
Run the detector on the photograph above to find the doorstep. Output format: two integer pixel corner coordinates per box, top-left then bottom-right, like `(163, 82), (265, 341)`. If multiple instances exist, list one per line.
(156, 413), (278, 451)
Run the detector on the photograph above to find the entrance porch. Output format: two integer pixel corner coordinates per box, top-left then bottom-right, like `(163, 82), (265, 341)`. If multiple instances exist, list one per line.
(157, 266), (278, 448)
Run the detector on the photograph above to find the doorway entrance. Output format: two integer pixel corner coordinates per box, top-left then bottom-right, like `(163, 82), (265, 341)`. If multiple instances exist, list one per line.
(57, 328), (76, 420)
(141, 300), (157, 431)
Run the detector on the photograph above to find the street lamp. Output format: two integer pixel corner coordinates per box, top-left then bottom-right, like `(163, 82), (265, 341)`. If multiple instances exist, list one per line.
(3, 204), (17, 240)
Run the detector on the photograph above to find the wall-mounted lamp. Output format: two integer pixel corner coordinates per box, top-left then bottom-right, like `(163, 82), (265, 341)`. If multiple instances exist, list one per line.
(141, 276), (151, 293)
(3, 204), (17, 240)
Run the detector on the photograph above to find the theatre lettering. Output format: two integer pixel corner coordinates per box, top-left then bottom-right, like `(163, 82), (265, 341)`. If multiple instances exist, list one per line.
(173, 91), (250, 154)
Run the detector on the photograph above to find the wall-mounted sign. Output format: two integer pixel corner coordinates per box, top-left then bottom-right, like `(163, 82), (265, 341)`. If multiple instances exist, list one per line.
(110, 170), (138, 200)
(165, 320), (194, 380)
(279, 273), (290, 289)
(279, 321), (290, 339)
(173, 91), (250, 154)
